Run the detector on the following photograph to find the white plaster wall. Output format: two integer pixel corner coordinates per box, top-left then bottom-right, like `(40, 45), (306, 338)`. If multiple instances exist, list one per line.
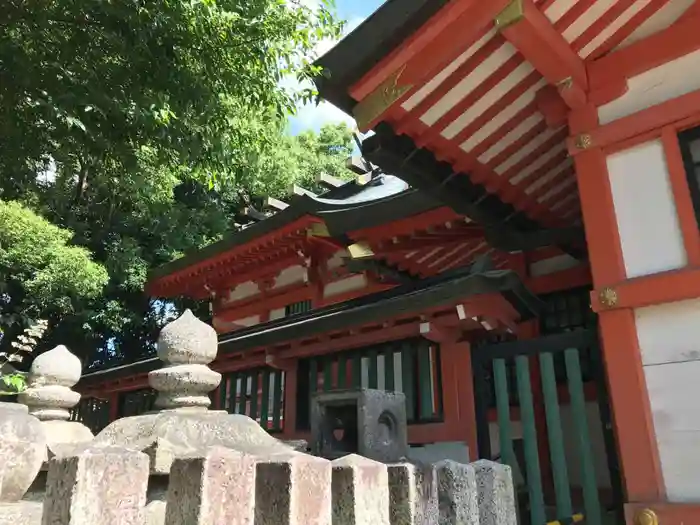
(274, 265), (307, 288)
(231, 315), (260, 328)
(269, 307), (286, 321)
(327, 250), (349, 270)
(607, 140), (687, 278)
(635, 298), (700, 501)
(323, 274), (367, 298)
(528, 253), (581, 277)
(226, 281), (259, 303)
(598, 49), (700, 125)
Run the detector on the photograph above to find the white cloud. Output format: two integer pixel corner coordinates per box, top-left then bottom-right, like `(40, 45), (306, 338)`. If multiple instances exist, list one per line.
(288, 15), (365, 133)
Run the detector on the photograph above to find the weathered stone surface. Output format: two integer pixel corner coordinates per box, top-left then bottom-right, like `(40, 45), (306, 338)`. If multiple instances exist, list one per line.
(17, 345), (93, 466)
(435, 460), (479, 525)
(0, 501), (43, 525)
(94, 411), (297, 474)
(19, 346), (81, 421)
(149, 309), (221, 411)
(387, 462), (438, 525)
(332, 454), (389, 525)
(42, 445), (148, 525)
(157, 309), (218, 365)
(255, 453), (332, 525)
(472, 460), (517, 525)
(164, 447), (256, 525)
(312, 389), (408, 463)
(0, 402), (46, 502)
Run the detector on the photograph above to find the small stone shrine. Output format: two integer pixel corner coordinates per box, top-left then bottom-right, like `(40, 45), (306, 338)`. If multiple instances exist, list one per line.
(311, 388), (409, 462)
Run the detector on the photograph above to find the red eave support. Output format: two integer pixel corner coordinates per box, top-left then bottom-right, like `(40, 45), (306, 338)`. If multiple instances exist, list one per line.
(349, 0), (511, 131)
(499, 0), (587, 109)
(587, 7), (700, 92)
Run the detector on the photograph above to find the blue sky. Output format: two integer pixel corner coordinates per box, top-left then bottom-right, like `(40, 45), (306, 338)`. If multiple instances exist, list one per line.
(288, 0), (385, 134)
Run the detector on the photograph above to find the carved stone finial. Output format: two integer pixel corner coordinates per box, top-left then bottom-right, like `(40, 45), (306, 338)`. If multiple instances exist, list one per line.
(19, 345), (81, 421)
(149, 309), (221, 411)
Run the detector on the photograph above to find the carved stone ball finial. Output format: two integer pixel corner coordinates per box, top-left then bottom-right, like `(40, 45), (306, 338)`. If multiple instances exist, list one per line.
(149, 309), (221, 411)
(18, 345), (82, 421)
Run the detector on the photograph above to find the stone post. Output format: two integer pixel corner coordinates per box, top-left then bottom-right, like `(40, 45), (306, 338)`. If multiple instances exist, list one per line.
(164, 447), (256, 525)
(387, 462), (438, 525)
(331, 454), (390, 525)
(17, 345), (93, 461)
(0, 403), (46, 502)
(255, 453), (332, 525)
(42, 445), (149, 525)
(472, 460), (517, 525)
(435, 460), (479, 525)
(149, 309), (220, 411)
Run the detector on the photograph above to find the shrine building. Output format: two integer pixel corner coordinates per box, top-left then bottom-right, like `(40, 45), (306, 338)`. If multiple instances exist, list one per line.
(74, 1), (700, 524)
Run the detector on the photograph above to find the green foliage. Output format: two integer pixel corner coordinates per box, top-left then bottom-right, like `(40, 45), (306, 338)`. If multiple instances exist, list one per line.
(0, 319), (49, 395)
(0, 201), (108, 325)
(0, 0), (344, 189)
(0, 0), (355, 369)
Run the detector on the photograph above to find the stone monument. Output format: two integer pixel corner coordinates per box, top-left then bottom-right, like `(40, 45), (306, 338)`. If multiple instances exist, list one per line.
(311, 388), (409, 462)
(17, 345), (94, 463)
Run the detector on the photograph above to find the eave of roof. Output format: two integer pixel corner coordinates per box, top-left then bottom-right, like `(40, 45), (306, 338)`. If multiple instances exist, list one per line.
(313, 0), (450, 115)
(79, 265), (542, 387)
(147, 176), (444, 292)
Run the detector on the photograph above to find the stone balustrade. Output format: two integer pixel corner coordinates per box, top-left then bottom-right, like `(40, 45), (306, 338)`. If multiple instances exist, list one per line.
(0, 309), (518, 525)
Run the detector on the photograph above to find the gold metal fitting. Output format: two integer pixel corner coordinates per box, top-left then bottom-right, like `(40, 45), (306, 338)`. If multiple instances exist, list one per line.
(574, 133), (592, 150)
(598, 287), (618, 308)
(634, 508), (658, 525)
(495, 0), (524, 29)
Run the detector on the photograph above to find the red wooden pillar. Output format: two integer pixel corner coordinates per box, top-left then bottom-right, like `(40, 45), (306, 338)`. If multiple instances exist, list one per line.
(281, 359), (299, 438)
(440, 340), (478, 459)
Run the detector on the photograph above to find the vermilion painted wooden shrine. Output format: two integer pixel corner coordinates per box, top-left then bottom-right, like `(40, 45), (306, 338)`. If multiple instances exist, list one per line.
(73, 1), (700, 524)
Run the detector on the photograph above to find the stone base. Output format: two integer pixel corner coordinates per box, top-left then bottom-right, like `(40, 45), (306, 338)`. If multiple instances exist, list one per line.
(0, 501), (43, 525)
(93, 409), (299, 474)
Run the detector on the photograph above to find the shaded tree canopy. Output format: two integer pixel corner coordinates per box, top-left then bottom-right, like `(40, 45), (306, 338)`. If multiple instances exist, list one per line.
(0, 0), (357, 367)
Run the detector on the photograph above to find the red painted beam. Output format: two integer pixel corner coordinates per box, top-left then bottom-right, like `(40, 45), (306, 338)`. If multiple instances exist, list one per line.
(350, 0), (510, 131)
(500, 0), (587, 109)
(588, 6), (700, 92)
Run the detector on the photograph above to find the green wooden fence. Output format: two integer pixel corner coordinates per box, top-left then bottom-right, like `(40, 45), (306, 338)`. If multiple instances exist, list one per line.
(118, 388), (157, 417)
(70, 396), (112, 433)
(473, 328), (618, 525)
(296, 337), (443, 430)
(219, 367), (285, 433)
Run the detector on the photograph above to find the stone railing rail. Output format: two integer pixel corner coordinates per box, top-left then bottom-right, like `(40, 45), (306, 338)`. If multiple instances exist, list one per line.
(0, 310), (518, 525)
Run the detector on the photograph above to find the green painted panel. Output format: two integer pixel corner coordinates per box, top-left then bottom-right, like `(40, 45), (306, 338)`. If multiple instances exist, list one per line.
(260, 370), (271, 430)
(493, 359), (517, 471)
(368, 349), (379, 389)
(309, 359), (319, 394)
(249, 371), (259, 422)
(539, 352), (573, 519)
(272, 371), (283, 431)
(351, 353), (362, 388)
(384, 348), (395, 392)
(337, 356), (347, 389)
(418, 344), (433, 420)
(565, 348), (603, 525)
(515, 356), (546, 525)
(401, 342), (417, 422)
(323, 357), (333, 392)
(227, 373), (238, 414)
